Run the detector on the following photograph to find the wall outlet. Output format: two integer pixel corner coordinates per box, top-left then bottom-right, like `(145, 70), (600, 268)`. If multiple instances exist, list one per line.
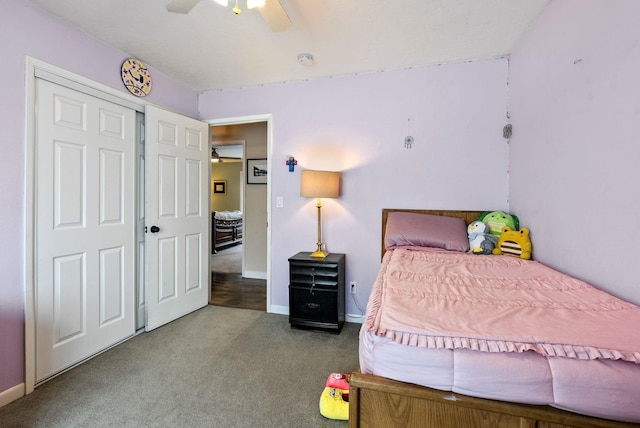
(350, 281), (357, 294)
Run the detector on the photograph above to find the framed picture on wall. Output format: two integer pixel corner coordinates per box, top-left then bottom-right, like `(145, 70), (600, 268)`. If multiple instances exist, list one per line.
(247, 158), (267, 184)
(213, 180), (226, 195)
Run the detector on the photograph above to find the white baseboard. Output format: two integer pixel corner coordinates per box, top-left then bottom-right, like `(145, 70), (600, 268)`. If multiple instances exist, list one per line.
(346, 314), (364, 324)
(268, 304), (289, 315)
(243, 270), (267, 280)
(0, 383), (24, 408)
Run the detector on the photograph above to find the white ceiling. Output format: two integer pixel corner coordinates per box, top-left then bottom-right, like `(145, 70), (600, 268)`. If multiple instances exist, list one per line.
(27, 0), (551, 93)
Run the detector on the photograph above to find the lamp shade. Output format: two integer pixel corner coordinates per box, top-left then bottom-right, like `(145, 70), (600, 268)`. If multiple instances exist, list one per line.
(300, 170), (340, 198)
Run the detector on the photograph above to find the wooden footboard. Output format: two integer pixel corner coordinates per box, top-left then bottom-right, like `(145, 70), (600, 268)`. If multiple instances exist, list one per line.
(348, 372), (635, 428)
(212, 213), (243, 253)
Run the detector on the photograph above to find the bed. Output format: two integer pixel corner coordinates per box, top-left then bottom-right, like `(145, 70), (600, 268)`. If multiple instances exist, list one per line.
(212, 210), (243, 253)
(349, 209), (640, 428)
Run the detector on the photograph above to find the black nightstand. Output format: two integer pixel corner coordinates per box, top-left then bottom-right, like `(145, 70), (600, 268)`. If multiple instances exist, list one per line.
(288, 252), (345, 333)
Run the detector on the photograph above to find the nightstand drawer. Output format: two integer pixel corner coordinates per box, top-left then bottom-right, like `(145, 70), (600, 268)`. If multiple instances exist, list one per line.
(290, 264), (339, 289)
(289, 287), (338, 324)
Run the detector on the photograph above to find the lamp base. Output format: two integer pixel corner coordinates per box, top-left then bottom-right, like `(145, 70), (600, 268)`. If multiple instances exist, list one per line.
(309, 249), (329, 258)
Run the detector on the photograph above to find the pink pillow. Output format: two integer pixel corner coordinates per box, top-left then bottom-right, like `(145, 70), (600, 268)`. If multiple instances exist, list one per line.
(384, 212), (469, 252)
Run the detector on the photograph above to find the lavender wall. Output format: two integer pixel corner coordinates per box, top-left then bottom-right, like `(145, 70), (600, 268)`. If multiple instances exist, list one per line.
(509, 0), (640, 305)
(199, 59), (511, 315)
(0, 1), (197, 395)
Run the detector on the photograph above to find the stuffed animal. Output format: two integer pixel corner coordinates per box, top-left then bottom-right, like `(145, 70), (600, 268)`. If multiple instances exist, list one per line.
(478, 211), (520, 237)
(320, 373), (351, 421)
(467, 221), (498, 255)
(492, 226), (532, 260)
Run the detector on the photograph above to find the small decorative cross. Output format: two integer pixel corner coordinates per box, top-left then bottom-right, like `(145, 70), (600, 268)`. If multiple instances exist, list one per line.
(286, 156), (298, 172)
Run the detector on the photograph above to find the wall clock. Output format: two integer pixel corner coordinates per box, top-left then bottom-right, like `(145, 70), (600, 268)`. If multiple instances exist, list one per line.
(120, 58), (152, 97)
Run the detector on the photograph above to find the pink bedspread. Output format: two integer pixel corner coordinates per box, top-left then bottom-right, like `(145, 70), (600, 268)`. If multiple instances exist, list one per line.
(365, 248), (640, 363)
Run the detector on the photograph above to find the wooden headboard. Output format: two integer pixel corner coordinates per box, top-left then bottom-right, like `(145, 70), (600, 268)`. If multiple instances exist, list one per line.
(381, 209), (483, 257)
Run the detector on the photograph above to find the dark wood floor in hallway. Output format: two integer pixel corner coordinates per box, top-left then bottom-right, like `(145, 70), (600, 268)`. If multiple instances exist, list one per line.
(210, 271), (266, 311)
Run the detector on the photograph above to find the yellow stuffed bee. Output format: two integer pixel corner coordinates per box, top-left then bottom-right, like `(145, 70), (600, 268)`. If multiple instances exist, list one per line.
(492, 226), (532, 260)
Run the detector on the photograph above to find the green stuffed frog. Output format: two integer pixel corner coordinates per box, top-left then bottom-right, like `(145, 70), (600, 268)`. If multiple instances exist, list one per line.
(478, 211), (520, 237)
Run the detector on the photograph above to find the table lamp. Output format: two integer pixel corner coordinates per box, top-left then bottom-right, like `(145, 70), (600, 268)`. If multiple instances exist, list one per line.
(300, 170), (341, 258)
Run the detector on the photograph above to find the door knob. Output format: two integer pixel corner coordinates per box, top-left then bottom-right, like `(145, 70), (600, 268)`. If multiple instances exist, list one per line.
(150, 225), (160, 233)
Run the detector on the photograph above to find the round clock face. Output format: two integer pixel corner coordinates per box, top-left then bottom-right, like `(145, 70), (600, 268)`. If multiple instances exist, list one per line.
(121, 58), (152, 97)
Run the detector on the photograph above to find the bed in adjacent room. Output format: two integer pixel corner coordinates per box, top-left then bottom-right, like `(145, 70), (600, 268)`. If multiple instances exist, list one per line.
(212, 210), (243, 253)
(349, 209), (640, 428)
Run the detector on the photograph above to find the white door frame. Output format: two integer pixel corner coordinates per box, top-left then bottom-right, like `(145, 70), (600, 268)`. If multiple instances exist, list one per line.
(24, 57), (147, 394)
(205, 116), (272, 313)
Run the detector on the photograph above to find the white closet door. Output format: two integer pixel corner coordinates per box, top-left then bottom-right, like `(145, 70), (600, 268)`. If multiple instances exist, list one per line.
(144, 105), (209, 331)
(35, 79), (136, 382)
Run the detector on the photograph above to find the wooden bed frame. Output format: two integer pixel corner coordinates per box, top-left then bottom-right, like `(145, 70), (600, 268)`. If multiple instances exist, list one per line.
(349, 209), (635, 428)
(348, 372), (632, 428)
(212, 212), (243, 253)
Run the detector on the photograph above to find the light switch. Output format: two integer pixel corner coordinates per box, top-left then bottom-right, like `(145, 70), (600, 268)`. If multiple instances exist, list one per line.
(276, 196), (283, 208)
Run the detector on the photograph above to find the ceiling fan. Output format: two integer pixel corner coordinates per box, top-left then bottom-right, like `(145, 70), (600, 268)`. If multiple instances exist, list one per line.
(166, 0), (292, 32)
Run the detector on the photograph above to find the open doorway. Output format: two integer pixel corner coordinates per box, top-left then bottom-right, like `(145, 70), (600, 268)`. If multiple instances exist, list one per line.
(210, 142), (244, 257)
(209, 121), (268, 311)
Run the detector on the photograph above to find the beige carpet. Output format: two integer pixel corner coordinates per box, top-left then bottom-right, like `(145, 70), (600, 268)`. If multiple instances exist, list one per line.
(211, 244), (242, 273)
(0, 306), (359, 427)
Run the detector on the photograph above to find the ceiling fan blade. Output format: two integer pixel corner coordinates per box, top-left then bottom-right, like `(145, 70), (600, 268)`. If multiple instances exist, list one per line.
(258, 0), (292, 32)
(166, 0), (201, 14)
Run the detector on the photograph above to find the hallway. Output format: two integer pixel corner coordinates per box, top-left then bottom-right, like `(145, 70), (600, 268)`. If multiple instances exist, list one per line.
(210, 245), (266, 311)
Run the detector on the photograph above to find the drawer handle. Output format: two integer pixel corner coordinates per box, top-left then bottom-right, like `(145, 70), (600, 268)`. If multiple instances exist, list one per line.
(306, 303), (320, 309)
(310, 268), (315, 294)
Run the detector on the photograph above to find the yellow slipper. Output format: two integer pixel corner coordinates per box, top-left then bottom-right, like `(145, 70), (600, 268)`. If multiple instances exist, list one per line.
(319, 387), (349, 420)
